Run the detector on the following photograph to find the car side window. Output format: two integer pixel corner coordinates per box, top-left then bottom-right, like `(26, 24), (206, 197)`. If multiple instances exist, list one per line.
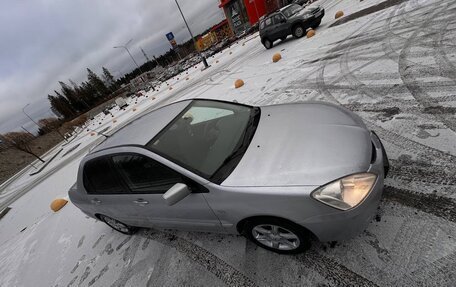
(273, 14), (285, 24)
(265, 17), (272, 27)
(83, 157), (125, 194)
(112, 154), (182, 194)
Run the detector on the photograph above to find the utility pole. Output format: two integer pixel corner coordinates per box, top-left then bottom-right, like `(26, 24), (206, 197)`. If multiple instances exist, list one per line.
(47, 108), (67, 142)
(114, 39), (146, 83)
(141, 47), (151, 62)
(174, 0), (209, 69)
(22, 104), (40, 130)
(21, 126), (36, 138)
(153, 55), (161, 67)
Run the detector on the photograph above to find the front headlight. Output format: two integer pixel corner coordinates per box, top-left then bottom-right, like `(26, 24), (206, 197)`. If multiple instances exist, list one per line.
(311, 173), (377, 210)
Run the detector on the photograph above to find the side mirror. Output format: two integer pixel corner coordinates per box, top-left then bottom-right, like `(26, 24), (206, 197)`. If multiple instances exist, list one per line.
(162, 183), (191, 206)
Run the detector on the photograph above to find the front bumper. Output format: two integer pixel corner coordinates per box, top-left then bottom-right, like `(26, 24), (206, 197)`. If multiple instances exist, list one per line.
(312, 8), (325, 21)
(299, 131), (387, 242)
(372, 130), (389, 177)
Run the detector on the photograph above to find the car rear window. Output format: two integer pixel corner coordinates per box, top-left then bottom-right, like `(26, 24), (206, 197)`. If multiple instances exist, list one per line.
(83, 157), (124, 194)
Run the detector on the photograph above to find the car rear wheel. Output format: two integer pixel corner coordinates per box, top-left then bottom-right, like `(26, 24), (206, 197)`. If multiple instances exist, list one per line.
(244, 218), (311, 254)
(99, 214), (138, 235)
(263, 38), (273, 49)
(292, 25), (305, 38)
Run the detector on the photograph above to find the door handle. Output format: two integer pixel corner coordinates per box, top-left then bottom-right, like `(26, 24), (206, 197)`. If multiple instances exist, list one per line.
(133, 199), (149, 205)
(91, 198), (102, 205)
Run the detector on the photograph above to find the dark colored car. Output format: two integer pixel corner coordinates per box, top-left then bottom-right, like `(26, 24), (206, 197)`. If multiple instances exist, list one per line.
(293, 0), (311, 6)
(259, 4), (325, 49)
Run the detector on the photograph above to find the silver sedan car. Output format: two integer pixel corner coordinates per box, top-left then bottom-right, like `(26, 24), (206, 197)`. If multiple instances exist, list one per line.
(69, 99), (389, 254)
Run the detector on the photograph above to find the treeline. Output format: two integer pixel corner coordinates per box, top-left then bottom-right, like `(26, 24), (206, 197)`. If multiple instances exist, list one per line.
(48, 67), (118, 119)
(48, 32), (206, 121)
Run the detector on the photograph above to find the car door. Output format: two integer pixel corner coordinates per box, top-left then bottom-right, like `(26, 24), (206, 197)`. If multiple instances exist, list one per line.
(262, 16), (274, 40)
(83, 156), (138, 225)
(110, 153), (223, 232)
(272, 14), (287, 40)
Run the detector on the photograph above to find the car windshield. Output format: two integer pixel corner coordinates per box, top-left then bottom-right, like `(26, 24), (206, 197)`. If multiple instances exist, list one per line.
(282, 4), (302, 18)
(147, 100), (260, 181)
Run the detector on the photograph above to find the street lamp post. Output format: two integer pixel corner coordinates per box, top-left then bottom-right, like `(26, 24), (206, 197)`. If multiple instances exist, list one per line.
(22, 104), (40, 131)
(114, 39), (146, 83)
(47, 108), (67, 141)
(174, 0), (209, 69)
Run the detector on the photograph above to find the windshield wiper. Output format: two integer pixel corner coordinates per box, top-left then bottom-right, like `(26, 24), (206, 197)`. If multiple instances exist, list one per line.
(211, 107), (260, 181)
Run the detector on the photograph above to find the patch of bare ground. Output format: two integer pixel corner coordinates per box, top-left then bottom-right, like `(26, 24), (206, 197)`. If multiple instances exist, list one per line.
(0, 131), (63, 184)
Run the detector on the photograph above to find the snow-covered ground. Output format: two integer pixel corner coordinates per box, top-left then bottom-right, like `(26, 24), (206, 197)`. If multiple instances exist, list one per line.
(1, 0), (456, 286)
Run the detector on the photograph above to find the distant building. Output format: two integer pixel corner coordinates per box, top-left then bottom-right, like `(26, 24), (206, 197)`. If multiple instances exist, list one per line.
(219, 0), (293, 35)
(195, 19), (234, 51)
(219, 0), (251, 36)
(211, 19), (233, 41)
(196, 32), (218, 51)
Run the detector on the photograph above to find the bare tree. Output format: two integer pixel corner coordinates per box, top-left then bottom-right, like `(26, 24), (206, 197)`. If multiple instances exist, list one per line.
(0, 132), (45, 163)
(38, 117), (60, 132)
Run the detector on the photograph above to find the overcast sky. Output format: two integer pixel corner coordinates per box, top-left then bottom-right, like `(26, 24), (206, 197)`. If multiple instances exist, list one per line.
(0, 0), (224, 134)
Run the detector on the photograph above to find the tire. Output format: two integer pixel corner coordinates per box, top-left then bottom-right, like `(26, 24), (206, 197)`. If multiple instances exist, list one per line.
(99, 214), (138, 235)
(243, 218), (311, 254)
(262, 38), (273, 49)
(292, 25), (305, 38)
(312, 20), (321, 29)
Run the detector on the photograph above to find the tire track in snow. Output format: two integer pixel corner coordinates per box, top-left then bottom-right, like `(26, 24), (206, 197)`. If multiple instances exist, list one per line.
(337, 0), (456, 134)
(387, 159), (456, 186)
(311, 0), (456, 169)
(398, 3), (456, 133)
(293, 250), (379, 287)
(315, 46), (456, 169)
(383, 185), (456, 223)
(138, 229), (259, 287)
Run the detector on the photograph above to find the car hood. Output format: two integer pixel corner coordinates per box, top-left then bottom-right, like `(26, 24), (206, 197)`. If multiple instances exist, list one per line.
(297, 6), (320, 16)
(222, 102), (372, 187)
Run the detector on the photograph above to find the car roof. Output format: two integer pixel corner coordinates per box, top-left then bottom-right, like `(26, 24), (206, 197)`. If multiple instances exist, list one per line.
(90, 100), (191, 153)
(262, 4), (293, 20)
(279, 4), (293, 12)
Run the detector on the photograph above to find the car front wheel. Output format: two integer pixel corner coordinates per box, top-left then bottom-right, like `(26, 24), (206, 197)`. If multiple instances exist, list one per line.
(244, 218), (311, 254)
(292, 25), (305, 38)
(263, 38), (273, 49)
(99, 214), (138, 235)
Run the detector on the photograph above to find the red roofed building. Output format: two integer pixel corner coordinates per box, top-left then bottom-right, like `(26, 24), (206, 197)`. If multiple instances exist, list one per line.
(218, 0), (293, 36)
(219, 0), (251, 36)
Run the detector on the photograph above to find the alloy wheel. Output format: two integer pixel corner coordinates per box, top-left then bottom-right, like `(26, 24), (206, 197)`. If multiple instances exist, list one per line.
(102, 215), (131, 234)
(294, 27), (304, 38)
(252, 224), (300, 250)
